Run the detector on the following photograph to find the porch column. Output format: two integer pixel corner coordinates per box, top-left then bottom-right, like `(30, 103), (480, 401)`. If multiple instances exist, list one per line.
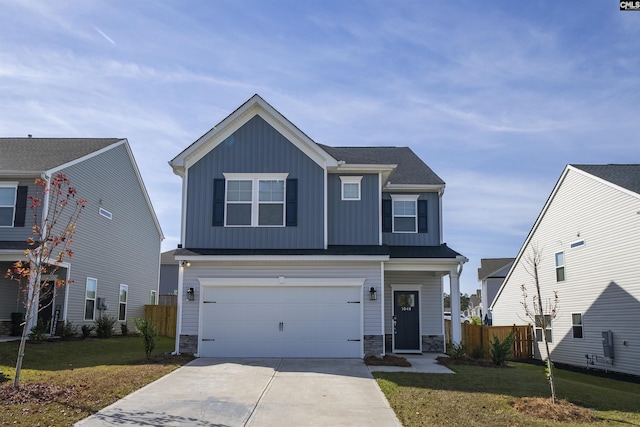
(449, 268), (461, 344)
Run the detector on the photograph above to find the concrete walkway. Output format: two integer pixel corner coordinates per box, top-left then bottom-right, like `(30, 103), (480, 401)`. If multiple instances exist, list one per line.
(75, 358), (402, 427)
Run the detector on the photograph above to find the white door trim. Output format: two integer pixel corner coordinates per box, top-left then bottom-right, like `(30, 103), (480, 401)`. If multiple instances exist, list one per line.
(390, 284), (423, 354)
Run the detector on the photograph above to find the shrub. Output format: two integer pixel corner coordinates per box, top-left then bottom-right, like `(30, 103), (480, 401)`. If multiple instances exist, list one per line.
(10, 312), (24, 336)
(471, 345), (485, 360)
(95, 315), (117, 338)
(81, 324), (95, 339)
(470, 316), (482, 326)
(28, 319), (49, 342)
(489, 332), (515, 366)
(121, 322), (129, 336)
(58, 320), (78, 340)
(134, 318), (158, 359)
(446, 340), (467, 360)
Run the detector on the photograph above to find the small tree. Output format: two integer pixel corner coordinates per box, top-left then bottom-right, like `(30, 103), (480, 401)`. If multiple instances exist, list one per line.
(134, 318), (158, 359)
(520, 244), (559, 403)
(4, 173), (86, 388)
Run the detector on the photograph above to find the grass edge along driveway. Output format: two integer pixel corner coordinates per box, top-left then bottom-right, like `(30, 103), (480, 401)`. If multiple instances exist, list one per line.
(374, 361), (640, 427)
(0, 336), (192, 426)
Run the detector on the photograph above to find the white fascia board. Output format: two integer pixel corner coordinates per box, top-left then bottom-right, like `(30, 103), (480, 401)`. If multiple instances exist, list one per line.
(0, 251), (26, 261)
(385, 183), (445, 194)
(50, 139), (164, 240)
(170, 95), (338, 175)
(175, 255), (390, 262)
(329, 164), (397, 173)
(198, 277), (366, 287)
(0, 171), (41, 178)
(385, 258), (463, 272)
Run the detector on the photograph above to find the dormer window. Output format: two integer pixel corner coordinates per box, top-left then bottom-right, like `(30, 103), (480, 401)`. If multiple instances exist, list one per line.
(391, 194), (419, 233)
(340, 176), (362, 201)
(223, 173), (288, 227)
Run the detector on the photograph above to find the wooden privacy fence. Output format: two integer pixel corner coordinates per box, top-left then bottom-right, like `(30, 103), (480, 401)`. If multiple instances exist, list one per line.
(445, 320), (533, 360)
(144, 305), (177, 338)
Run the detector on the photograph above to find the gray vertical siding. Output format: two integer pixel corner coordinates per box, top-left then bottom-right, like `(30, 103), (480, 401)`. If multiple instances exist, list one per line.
(328, 174), (379, 245)
(0, 178), (44, 241)
(185, 115), (324, 249)
(382, 192), (441, 246)
(57, 143), (161, 329)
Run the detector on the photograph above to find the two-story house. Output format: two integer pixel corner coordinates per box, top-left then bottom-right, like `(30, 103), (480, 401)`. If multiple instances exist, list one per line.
(491, 164), (640, 377)
(0, 138), (163, 336)
(169, 95), (467, 358)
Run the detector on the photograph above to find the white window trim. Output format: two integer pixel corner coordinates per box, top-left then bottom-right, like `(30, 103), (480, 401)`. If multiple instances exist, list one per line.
(223, 173), (288, 227)
(0, 182), (18, 228)
(340, 176), (362, 201)
(555, 251), (565, 282)
(390, 194), (419, 233)
(99, 207), (112, 220)
(85, 277), (97, 321)
(118, 284), (128, 321)
(571, 312), (583, 339)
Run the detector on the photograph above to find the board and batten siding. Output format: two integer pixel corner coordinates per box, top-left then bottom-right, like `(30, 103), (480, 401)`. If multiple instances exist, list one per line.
(180, 261), (382, 337)
(0, 178), (44, 241)
(382, 192), (441, 246)
(185, 115), (324, 249)
(57, 143), (161, 328)
(328, 174), (379, 245)
(492, 168), (640, 377)
(384, 271), (443, 336)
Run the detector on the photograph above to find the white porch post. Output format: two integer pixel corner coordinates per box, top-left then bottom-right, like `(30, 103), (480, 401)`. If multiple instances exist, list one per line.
(174, 261), (185, 355)
(449, 268), (462, 344)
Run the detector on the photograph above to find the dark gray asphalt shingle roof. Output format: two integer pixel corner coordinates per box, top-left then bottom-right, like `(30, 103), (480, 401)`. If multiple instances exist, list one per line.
(572, 164), (640, 195)
(318, 144), (445, 186)
(478, 258), (515, 280)
(0, 138), (123, 172)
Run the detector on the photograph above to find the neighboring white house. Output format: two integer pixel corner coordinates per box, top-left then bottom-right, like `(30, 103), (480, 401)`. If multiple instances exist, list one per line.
(491, 164), (640, 377)
(477, 258), (514, 325)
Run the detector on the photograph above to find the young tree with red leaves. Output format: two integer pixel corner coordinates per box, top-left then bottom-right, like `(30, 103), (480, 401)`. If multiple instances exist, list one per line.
(5, 173), (86, 388)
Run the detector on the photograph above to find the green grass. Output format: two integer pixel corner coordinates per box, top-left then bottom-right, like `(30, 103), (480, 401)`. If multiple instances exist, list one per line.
(0, 336), (191, 426)
(374, 362), (640, 426)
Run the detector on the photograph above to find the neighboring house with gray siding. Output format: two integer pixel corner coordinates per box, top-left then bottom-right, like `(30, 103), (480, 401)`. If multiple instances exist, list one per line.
(0, 138), (163, 336)
(477, 258), (514, 325)
(169, 95), (467, 358)
(160, 249), (179, 295)
(491, 164), (640, 377)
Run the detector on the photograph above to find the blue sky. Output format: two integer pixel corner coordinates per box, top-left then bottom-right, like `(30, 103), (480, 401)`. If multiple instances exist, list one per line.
(1, 1), (638, 295)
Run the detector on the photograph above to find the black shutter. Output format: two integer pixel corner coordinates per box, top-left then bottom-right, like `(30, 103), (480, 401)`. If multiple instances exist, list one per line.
(13, 186), (28, 227)
(212, 179), (225, 227)
(286, 178), (297, 226)
(418, 199), (428, 233)
(382, 199), (392, 232)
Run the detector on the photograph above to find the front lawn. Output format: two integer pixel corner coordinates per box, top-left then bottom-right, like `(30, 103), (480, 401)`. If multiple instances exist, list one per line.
(374, 362), (640, 426)
(0, 336), (192, 426)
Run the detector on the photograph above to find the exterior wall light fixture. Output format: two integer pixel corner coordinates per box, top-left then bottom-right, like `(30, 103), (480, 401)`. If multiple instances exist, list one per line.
(186, 287), (195, 301)
(369, 287), (377, 301)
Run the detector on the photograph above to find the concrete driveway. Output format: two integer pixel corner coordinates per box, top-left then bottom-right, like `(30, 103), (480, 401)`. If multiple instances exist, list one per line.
(75, 358), (402, 427)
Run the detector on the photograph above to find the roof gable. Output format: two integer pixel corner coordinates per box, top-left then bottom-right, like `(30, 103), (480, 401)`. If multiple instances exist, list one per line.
(571, 164), (640, 196)
(169, 94), (338, 176)
(478, 258), (515, 281)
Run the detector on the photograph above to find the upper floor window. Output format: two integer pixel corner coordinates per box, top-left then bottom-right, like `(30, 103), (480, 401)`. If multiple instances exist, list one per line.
(223, 173), (288, 227)
(0, 183), (18, 227)
(555, 251), (565, 282)
(391, 195), (419, 233)
(340, 176), (362, 201)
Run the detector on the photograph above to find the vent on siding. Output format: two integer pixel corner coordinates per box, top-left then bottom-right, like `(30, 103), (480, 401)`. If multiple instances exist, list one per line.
(99, 208), (113, 220)
(570, 240), (585, 249)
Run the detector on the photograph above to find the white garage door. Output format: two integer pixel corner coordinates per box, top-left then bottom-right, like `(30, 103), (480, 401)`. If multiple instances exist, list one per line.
(199, 285), (362, 358)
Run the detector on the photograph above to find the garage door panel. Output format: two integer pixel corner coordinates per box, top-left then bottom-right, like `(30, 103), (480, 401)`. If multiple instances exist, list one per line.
(200, 284), (363, 358)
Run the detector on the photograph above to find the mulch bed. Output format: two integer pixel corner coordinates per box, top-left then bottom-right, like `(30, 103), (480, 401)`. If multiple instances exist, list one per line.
(437, 356), (505, 368)
(364, 355), (412, 367)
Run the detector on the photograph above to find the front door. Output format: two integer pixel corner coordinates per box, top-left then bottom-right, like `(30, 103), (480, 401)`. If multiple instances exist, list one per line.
(393, 290), (420, 352)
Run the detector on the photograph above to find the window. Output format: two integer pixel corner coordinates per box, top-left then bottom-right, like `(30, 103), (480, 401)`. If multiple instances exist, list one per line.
(572, 313), (583, 338)
(85, 278), (97, 321)
(340, 176), (362, 201)
(118, 284), (128, 321)
(555, 251), (565, 282)
(150, 290), (157, 305)
(0, 183), (17, 227)
(224, 174), (287, 227)
(535, 314), (552, 343)
(570, 240), (585, 249)
(99, 207), (112, 220)
(391, 195), (419, 233)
